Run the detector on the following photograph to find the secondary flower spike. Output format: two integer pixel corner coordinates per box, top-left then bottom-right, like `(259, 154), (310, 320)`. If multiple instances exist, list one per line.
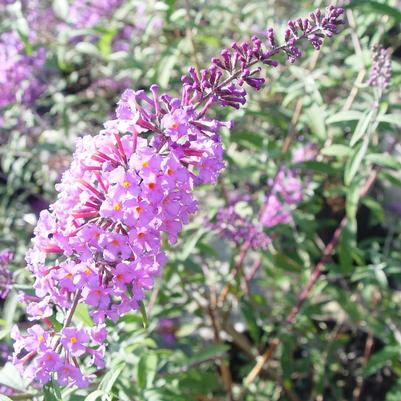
(13, 5), (344, 388)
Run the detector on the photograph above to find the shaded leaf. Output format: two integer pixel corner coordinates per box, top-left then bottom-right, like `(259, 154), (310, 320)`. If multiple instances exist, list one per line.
(350, 110), (373, 147)
(344, 141), (368, 186)
(321, 144), (351, 157)
(99, 362), (125, 394)
(137, 353), (158, 389)
(186, 344), (229, 366)
(44, 381), (62, 401)
(326, 110), (364, 124)
(377, 114), (401, 127)
(366, 153), (401, 170)
(363, 346), (400, 377)
(0, 363), (27, 392)
(348, 0), (401, 22)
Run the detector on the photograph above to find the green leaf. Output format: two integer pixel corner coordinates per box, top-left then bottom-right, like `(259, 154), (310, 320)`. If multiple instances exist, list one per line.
(339, 224), (355, 273)
(326, 111), (364, 124)
(3, 290), (18, 328)
(75, 42), (100, 57)
(305, 104), (326, 139)
(97, 28), (118, 57)
(363, 346), (400, 377)
(74, 303), (94, 327)
(44, 381), (62, 401)
(240, 299), (260, 343)
(346, 178), (361, 223)
(348, 0), (401, 22)
(0, 363), (27, 392)
(164, 0), (177, 20)
(139, 300), (148, 328)
(136, 353), (158, 389)
(84, 391), (105, 401)
(321, 144), (351, 158)
(362, 197), (384, 222)
(180, 228), (206, 260)
(344, 140), (368, 186)
(386, 379), (401, 401)
(377, 114), (401, 127)
(294, 160), (338, 175)
(99, 362), (125, 394)
(52, 0), (69, 19)
(350, 110), (374, 147)
(142, 388), (187, 401)
(48, 316), (63, 331)
(366, 153), (401, 170)
(0, 396), (13, 401)
(17, 29), (33, 55)
(158, 53), (177, 88)
(185, 344), (229, 366)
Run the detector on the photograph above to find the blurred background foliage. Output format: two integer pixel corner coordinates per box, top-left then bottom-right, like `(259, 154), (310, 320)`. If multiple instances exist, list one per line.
(1, 0), (401, 400)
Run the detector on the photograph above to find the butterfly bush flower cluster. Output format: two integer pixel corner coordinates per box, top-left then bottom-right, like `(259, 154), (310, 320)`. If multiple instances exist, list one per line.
(261, 144), (317, 227)
(0, 31), (46, 109)
(0, 249), (14, 299)
(212, 144), (317, 245)
(368, 45), (392, 92)
(12, 5), (344, 387)
(211, 204), (270, 250)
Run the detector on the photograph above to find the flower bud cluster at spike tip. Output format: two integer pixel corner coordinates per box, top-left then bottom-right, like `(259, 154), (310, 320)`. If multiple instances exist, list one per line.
(13, 5), (344, 388)
(181, 5), (344, 109)
(368, 45), (392, 92)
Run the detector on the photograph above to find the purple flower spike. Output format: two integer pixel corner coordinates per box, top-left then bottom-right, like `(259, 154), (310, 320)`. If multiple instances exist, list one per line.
(13, 5), (343, 388)
(181, 5), (343, 109)
(368, 45), (392, 92)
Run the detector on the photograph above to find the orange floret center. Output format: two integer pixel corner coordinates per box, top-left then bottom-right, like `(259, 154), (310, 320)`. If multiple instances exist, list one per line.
(122, 180), (130, 188)
(142, 161), (149, 168)
(111, 239), (120, 246)
(148, 182), (156, 190)
(70, 336), (77, 344)
(113, 202), (121, 211)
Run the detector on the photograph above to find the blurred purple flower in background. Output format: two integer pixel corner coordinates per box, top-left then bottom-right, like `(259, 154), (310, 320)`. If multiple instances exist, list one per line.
(69, 0), (124, 28)
(0, 249), (13, 299)
(261, 144), (317, 228)
(0, 32), (46, 109)
(211, 205), (271, 250)
(158, 318), (177, 346)
(368, 45), (392, 92)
